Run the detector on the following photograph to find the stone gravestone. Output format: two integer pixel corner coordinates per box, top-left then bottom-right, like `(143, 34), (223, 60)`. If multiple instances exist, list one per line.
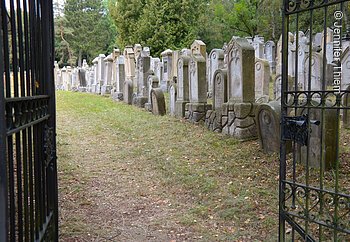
(205, 68), (227, 132)
(124, 46), (136, 89)
(302, 52), (323, 91)
(160, 49), (173, 92)
(341, 47), (350, 91)
(116, 56), (125, 101)
(124, 80), (133, 105)
(255, 101), (282, 153)
(264, 40), (276, 74)
(78, 68), (87, 92)
(172, 50), (179, 82)
(151, 88), (166, 116)
(101, 54), (113, 95)
(297, 101), (338, 170)
(133, 51), (151, 108)
(185, 40), (212, 124)
(252, 35), (264, 58)
(61, 67), (68, 91)
(221, 36), (257, 140)
(175, 56), (190, 118)
(343, 85), (350, 129)
(88, 69), (94, 93)
(91, 57), (98, 93)
(274, 74), (295, 100)
(208, 49), (225, 98)
(97, 54), (106, 94)
(71, 68), (79, 91)
(145, 75), (159, 111)
(169, 83), (177, 116)
(255, 57), (270, 103)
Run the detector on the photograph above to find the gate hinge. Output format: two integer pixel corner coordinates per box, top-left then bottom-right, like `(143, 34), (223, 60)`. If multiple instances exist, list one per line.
(282, 114), (320, 146)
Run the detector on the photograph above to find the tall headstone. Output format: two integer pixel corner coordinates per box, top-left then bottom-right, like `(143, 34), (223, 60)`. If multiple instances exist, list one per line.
(341, 47), (350, 90)
(205, 68), (227, 132)
(255, 58), (270, 103)
(185, 40), (212, 124)
(208, 49), (225, 97)
(101, 54), (113, 95)
(124, 46), (136, 87)
(169, 82), (177, 116)
(96, 54), (106, 94)
(78, 68), (87, 92)
(160, 49), (173, 92)
(221, 36), (257, 140)
(264, 41), (276, 74)
(112, 55), (125, 101)
(91, 57), (98, 93)
(175, 56), (190, 118)
(133, 52), (151, 108)
(302, 52), (323, 91)
(71, 68), (79, 91)
(297, 101), (338, 170)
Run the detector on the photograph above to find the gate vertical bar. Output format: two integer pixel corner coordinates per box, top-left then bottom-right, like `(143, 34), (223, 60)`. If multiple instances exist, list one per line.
(279, 0), (289, 239)
(0, 2), (8, 240)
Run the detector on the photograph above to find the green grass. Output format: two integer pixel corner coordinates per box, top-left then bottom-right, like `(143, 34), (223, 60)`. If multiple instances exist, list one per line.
(57, 91), (281, 241)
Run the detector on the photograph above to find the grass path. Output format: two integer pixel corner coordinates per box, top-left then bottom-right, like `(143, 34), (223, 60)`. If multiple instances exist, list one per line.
(57, 91), (280, 241)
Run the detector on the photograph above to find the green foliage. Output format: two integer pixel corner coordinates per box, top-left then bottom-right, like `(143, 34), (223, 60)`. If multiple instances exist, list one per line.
(108, 0), (283, 55)
(55, 0), (116, 66)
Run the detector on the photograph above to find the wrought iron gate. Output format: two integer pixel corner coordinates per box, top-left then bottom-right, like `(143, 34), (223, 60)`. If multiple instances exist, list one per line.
(279, 0), (350, 241)
(0, 0), (58, 241)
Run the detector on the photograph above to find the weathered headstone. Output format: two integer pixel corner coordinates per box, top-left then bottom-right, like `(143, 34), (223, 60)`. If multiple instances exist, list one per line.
(175, 56), (190, 118)
(91, 57), (98, 93)
(78, 68), (87, 92)
(145, 75), (159, 111)
(297, 101), (338, 170)
(205, 68), (227, 132)
(101, 54), (113, 95)
(256, 101), (282, 153)
(341, 47), (350, 90)
(133, 53), (151, 108)
(124, 46), (136, 87)
(169, 83), (177, 116)
(112, 54), (125, 101)
(252, 35), (264, 58)
(264, 41), (276, 74)
(151, 88), (166, 116)
(124, 80), (133, 105)
(185, 40), (212, 124)
(274, 74), (295, 100)
(255, 58), (270, 103)
(208, 49), (225, 97)
(221, 36), (257, 140)
(302, 52), (323, 91)
(71, 68), (79, 91)
(160, 49), (173, 92)
(343, 85), (350, 129)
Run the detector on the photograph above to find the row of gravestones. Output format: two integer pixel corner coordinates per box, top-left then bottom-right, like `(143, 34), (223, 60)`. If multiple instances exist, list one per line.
(54, 33), (350, 170)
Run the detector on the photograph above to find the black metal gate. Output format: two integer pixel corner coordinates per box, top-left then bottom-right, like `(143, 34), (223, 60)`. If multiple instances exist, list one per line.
(0, 0), (58, 241)
(279, 0), (350, 240)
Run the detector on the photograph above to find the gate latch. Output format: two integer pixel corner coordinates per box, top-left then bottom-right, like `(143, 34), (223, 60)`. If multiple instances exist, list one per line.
(282, 114), (320, 146)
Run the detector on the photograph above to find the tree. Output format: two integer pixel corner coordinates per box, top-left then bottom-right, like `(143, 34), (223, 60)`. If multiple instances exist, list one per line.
(62, 0), (116, 66)
(109, 0), (145, 48)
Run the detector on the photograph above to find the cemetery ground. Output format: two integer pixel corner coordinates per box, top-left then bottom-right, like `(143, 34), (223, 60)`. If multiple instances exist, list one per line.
(57, 91), (350, 241)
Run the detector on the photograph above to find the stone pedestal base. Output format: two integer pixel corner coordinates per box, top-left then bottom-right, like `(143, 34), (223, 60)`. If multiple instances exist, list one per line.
(78, 87), (87, 92)
(91, 84), (101, 94)
(111, 91), (123, 101)
(175, 100), (189, 118)
(101, 85), (112, 95)
(221, 102), (258, 141)
(185, 103), (212, 124)
(133, 96), (148, 108)
(145, 103), (152, 112)
(205, 110), (223, 132)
